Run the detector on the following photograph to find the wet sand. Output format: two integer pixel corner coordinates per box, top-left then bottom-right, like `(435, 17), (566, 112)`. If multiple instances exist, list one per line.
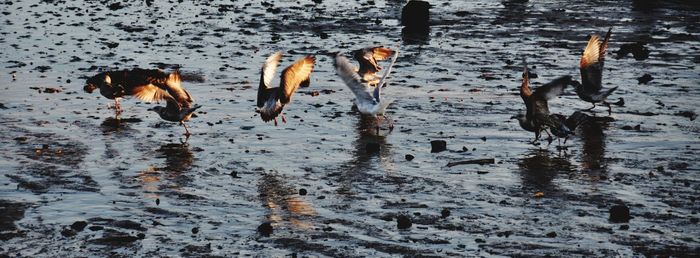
(1, 0), (699, 257)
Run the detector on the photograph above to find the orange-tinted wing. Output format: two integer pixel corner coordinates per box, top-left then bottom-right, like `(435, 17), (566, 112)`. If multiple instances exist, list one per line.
(279, 55), (315, 104)
(580, 34), (600, 69)
(371, 47), (395, 61)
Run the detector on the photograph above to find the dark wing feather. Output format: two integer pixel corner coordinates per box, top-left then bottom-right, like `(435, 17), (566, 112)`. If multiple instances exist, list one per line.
(258, 52), (283, 107)
(279, 55), (315, 104)
(580, 33), (605, 92)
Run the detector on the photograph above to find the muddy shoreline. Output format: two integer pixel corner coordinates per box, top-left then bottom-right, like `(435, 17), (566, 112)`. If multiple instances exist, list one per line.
(1, 0), (699, 257)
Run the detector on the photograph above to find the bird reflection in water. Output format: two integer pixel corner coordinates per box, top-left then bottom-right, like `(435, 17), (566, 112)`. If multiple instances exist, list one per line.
(335, 116), (397, 196)
(137, 142), (195, 199)
(100, 117), (142, 134)
(258, 173), (316, 230)
(577, 117), (611, 179)
(518, 149), (575, 194)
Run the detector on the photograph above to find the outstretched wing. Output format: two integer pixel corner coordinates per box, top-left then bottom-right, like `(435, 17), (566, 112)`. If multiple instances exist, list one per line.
(371, 47), (394, 61)
(579, 29), (612, 92)
(373, 49), (399, 102)
(335, 54), (377, 105)
(279, 55), (315, 104)
(258, 52), (283, 107)
(528, 75), (572, 119)
(533, 75), (571, 101)
(133, 71), (188, 107)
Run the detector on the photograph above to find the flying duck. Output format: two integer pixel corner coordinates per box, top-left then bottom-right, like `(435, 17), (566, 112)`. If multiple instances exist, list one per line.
(574, 28), (623, 115)
(256, 52), (316, 126)
(84, 68), (181, 116)
(140, 71), (200, 137)
(353, 46), (395, 86)
(335, 49), (399, 133)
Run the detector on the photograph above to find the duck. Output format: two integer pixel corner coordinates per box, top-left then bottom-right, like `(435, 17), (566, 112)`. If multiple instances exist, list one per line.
(352, 46), (395, 86)
(136, 71), (200, 137)
(335, 49), (399, 134)
(84, 68), (181, 117)
(513, 59), (573, 144)
(574, 28), (623, 115)
(256, 52), (316, 126)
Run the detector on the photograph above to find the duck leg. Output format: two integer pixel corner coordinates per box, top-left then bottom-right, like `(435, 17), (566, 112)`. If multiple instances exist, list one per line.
(603, 101), (612, 115)
(181, 121), (192, 137)
(273, 118), (278, 126)
(586, 103), (596, 111)
(375, 116), (382, 135)
(281, 114), (287, 124)
(386, 115), (394, 131)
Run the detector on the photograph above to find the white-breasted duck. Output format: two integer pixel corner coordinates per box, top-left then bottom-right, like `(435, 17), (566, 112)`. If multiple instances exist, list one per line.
(256, 52), (316, 126)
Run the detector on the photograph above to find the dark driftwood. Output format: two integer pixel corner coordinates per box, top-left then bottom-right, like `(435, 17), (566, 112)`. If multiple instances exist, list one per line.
(446, 158), (495, 167)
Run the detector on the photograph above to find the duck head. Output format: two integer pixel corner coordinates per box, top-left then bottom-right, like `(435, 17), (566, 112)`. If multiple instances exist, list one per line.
(84, 73), (111, 93)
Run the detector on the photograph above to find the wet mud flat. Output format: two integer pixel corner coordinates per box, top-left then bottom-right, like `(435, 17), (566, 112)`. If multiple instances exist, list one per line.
(1, 0), (699, 257)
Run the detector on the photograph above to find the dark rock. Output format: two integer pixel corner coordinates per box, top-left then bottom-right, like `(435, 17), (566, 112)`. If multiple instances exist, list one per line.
(299, 188), (307, 196)
(191, 227), (199, 234)
(257, 222), (273, 237)
(401, 1), (430, 29)
(365, 143), (380, 153)
(609, 204), (631, 223)
(112, 220), (146, 231)
(396, 214), (412, 229)
(619, 224), (630, 230)
(674, 111), (697, 121)
(108, 2), (124, 11)
(546, 231), (557, 238)
(616, 42), (650, 60)
(637, 74), (653, 84)
(430, 140), (446, 153)
(71, 221), (88, 231)
(88, 225), (104, 231)
(405, 154), (415, 161)
(61, 227), (77, 237)
(441, 208), (450, 218)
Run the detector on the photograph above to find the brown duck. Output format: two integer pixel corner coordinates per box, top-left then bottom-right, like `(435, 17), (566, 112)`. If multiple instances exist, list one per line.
(353, 46), (395, 86)
(574, 28), (623, 115)
(84, 68), (182, 116)
(513, 60), (573, 144)
(257, 52), (316, 126)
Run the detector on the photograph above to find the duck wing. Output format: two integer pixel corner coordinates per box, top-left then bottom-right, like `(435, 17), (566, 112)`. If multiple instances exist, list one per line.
(279, 55), (315, 104)
(580, 28), (612, 92)
(373, 49), (399, 102)
(335, 54), (377, 105)
(257, 52), (283, 107)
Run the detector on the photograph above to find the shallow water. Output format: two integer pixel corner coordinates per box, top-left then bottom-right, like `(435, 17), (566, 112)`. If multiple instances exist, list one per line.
(1, 0), (699, 257)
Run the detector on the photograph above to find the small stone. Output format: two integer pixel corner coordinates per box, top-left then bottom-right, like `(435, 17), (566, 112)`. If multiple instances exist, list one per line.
(299, 188), (307, 196)
(546, 231), (557, 238)
(619, 224), (629, 230)
(396, 214), (412, 229)
(609, 204), (631, 223)
(430, 140), (446, 153)
(70, 221), (87, 231)
(441, 208), (450, 218)
(637, 74), (653, 84)
(192, 227), (199, 234)
(155, 198), (160, 206)
(405, 154), (415, 161)
(257, 222), (273, 237)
